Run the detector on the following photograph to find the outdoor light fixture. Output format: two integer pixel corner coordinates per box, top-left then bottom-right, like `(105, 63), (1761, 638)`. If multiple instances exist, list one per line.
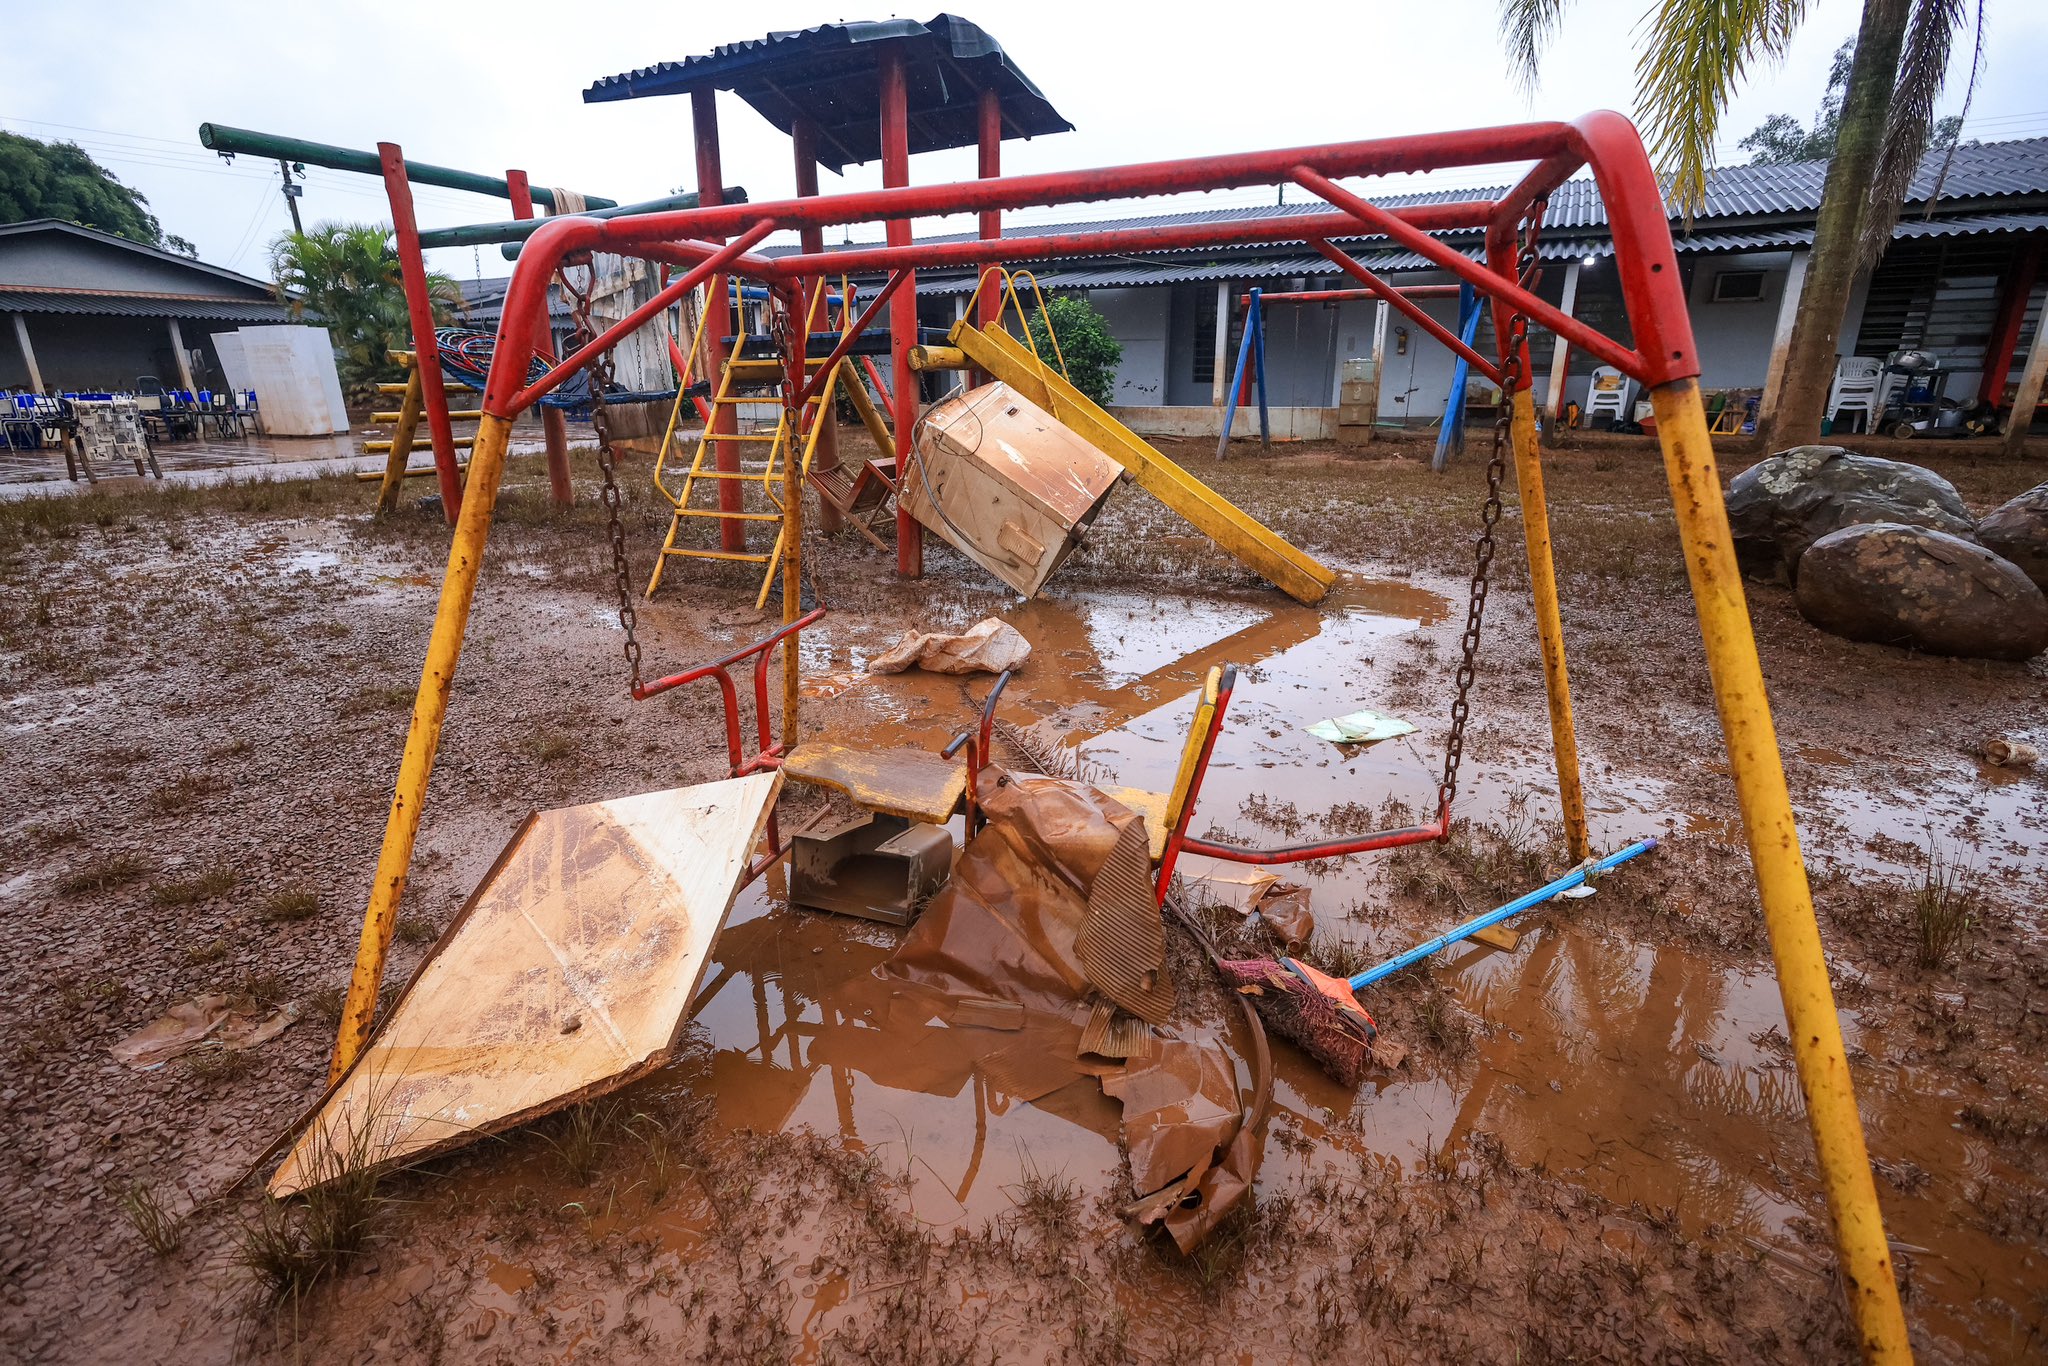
(1582, 255), (1597, 267)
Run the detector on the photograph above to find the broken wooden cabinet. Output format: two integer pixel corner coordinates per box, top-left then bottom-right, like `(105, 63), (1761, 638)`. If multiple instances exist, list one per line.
(900, 381), (1123, 597)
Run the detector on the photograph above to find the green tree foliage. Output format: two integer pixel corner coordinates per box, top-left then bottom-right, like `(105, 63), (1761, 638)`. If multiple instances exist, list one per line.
(1741, 40), (1968, 165)
(269, 223), (461, 396)
(1025, 295), (1124, 408)
(0, 131), (195, 255)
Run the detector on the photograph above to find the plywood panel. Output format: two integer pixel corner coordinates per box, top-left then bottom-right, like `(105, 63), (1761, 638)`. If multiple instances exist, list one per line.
(270, 773), (780, 1194)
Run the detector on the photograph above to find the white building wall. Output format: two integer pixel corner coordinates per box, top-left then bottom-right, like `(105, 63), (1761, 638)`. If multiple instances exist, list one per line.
(1085, 287), (1170, 406)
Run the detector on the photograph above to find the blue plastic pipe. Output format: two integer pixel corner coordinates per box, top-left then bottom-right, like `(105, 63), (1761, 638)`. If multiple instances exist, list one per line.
(1347, 837), (1658, 989)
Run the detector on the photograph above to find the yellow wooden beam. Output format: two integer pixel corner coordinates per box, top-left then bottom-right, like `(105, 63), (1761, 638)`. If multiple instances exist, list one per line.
(948, 322), (1334, 605)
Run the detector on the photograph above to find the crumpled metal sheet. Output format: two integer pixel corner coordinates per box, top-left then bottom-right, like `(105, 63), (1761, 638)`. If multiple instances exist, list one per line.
(877, 772), (1258, 1249)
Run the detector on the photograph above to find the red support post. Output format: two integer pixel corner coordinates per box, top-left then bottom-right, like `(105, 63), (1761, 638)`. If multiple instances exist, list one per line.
(977, 88), (1003, 333)
(882, 44), (922, 578)
(1980, 240), (2042, 408)
(793, 116), (843, 532)
(509, 169), (575, 507)
(378, 142), (462, 525)
(693, 90), (745, 553)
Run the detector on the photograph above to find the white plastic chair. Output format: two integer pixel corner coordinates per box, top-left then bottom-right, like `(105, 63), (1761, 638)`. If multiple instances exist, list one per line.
(1584, 366), (1633, 426)
(1825, 356), (1883, 434)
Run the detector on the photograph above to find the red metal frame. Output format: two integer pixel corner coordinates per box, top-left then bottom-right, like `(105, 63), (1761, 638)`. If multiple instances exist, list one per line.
(471, 113), (1698, 439)
(941, 669), (1013, 834)
(630, 606), (828, 882)
(1151, 665), (1452, 900)
(378, 142), (465, 523)
(1243, 285), (1462, 305)
(1311, 239), (1506, 385)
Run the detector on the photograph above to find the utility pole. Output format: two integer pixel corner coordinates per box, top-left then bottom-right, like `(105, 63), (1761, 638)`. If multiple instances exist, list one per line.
(278, 158), (304, 234)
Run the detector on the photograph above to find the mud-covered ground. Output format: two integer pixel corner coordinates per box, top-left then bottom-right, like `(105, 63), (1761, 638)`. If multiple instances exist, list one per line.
(2, 428), (2044, 1363)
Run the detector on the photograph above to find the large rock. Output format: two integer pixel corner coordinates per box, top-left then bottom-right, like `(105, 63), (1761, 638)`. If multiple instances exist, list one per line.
(1976, 482), (2048, 593)
(1725, 446), (1978, 580)
(1794, 523), (2048, 660)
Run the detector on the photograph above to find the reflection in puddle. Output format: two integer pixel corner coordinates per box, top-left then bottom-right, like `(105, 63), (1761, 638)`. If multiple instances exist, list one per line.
(571, 569), (2035, 1355)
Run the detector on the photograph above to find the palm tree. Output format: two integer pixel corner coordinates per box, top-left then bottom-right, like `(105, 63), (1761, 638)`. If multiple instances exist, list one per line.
(268, 222), (462, 398)
(1499, 0), (1986, 447)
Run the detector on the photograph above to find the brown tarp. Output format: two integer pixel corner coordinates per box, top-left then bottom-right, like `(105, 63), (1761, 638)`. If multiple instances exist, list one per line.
(878, 773), (1262, 1248)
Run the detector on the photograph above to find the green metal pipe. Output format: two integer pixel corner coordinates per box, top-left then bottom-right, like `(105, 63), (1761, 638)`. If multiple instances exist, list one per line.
(412, 188), (746, 251)
(196, 123), (617, 211)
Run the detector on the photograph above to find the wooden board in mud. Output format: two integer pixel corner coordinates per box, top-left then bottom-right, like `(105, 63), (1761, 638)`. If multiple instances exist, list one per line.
(270, 773), (781, 1195)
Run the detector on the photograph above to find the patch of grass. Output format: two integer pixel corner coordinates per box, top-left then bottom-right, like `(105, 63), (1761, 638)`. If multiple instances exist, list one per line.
(118, 1182), (183, 1256)
(147, 773), (227, 817)
(307, 986), (346, 1025)
(393, 914), (438, 945)
(187, 1047), (255, 1084)
(1912, 840), (1985, 970)
(262, 887), (320, 923)
(542, 1098), (629, 1185)
(236, 1127), (388, 1308)
(1007, 1159), (1081, 1243)
(184, 937), (230, 966)
(339, 683), (415, 717)
(154, 867), (238, 906)
(236, 971), (292, 1007)
(523, 729), (578, 766)
(59, 853), (152, 895)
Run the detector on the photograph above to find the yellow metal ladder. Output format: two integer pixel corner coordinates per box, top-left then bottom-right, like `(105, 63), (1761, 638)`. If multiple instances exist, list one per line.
(646, 347), (844, 608)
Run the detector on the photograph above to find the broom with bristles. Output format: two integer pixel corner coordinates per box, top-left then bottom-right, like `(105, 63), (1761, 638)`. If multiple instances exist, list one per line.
(1218, 838), (1658, 1086)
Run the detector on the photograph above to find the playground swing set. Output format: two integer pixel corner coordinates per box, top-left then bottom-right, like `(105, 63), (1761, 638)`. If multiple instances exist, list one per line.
(245, 31), (1914, 1354)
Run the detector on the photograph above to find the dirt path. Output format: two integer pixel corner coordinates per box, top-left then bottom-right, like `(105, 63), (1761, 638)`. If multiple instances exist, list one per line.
(2, 436), (2043, 1362)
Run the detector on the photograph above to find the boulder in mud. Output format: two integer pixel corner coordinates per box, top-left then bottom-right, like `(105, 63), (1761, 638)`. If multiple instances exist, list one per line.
(1794, 523), (2048, 660)
(1975, 481), (2048, 593)
(1725, 445), (1977, 580)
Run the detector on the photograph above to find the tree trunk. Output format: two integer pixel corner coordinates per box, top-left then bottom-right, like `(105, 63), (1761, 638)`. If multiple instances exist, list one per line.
(1766, 0), (1912, 449)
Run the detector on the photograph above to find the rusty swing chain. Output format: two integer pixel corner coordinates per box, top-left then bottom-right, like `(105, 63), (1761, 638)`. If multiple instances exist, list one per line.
(565, 258), (644, 695)
(1437, 207), (1543, 817)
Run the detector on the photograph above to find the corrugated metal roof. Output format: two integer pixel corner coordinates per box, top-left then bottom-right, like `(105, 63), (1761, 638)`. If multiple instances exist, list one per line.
(1888, 210), (2048, 238)
(0, 289), (292, 322)
(582, 15), (1072, 172)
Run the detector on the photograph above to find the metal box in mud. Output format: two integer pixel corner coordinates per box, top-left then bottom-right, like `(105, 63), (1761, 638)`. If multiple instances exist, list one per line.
(901, 381), (1124, 597)
(791, 812), (954, 926)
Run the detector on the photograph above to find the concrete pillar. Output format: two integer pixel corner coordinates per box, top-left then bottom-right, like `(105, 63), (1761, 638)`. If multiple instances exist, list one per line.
(12, 313), (44, 393)
(1208, 283), (1231, 407)
(167, 317), (198, 395)
(1543, 261), (1581, 428)
(1759, 252), (1811, 429)
(2003, 308), (2048, 457)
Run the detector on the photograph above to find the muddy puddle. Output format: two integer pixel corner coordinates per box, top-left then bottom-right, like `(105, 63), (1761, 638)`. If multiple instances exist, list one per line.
(427, 568), (2042, 1356)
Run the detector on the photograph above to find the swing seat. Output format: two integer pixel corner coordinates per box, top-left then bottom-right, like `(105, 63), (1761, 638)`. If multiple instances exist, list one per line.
(783, 741), (969, 825)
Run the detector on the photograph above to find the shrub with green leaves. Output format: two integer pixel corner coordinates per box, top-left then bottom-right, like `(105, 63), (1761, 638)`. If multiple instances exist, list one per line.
(1024, 295), (1124, 409)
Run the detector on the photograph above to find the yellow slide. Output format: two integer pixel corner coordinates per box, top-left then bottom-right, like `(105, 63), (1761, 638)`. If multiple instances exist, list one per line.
(945, 321), (1336, 605)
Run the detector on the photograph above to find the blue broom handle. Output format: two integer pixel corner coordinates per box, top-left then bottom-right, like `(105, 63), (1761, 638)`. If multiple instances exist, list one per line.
(1348, 837), (1659, 990)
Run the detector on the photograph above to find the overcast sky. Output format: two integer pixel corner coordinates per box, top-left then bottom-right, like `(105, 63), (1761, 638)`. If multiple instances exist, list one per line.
(6, 0), (2046, 283)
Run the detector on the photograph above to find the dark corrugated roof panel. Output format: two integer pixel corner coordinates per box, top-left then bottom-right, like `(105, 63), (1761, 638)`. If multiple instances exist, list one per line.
(582, 15), (1073, 171)
(1889, 210), (2048, 238)
(0, 290), (292, 322)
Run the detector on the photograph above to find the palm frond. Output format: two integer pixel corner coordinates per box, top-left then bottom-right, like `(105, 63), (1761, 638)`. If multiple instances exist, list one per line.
(1860, 0), (1971, 264)
(1497, 0), (1575, 98)
(1631, 0), (1812, 214)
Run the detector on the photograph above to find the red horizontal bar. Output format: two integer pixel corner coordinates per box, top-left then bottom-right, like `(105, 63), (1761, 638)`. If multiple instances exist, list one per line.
(1178, 816), (1447, 866)
(1312, 240), (1504, 385)
(577, 123), (1574, 251)
(761, 202), (1494, 282)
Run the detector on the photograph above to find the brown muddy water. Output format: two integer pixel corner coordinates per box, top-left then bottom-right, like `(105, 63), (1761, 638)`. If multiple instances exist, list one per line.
(452, 568), (2043, 1358)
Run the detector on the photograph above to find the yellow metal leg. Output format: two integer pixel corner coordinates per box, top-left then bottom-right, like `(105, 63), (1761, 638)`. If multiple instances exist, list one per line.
(1509, 388), (1589, 862)
(1649, 378), (1909, 1362)
(376, 366), (424, 515)
(331, 412), (517, 1084)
